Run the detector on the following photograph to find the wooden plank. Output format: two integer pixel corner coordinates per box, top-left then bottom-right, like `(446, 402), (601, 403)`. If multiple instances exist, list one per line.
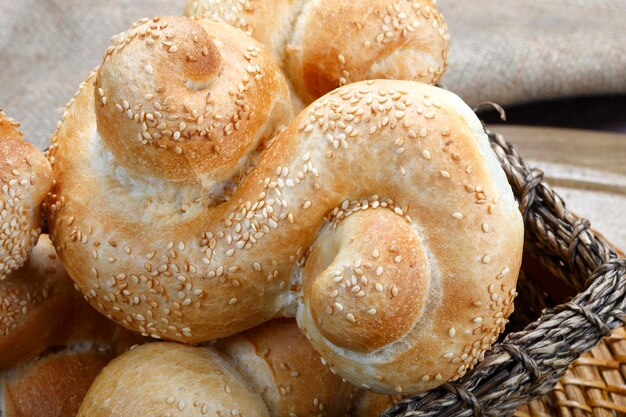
(489, 125), (626, 250)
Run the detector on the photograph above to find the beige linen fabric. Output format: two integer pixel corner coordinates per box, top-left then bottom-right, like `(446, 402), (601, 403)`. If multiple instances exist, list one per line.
(0, 0), (625, 148)
(438, 1), (626, 108)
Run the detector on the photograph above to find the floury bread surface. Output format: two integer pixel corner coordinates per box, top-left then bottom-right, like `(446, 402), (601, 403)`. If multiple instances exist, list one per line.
(46, 15), (523, 394)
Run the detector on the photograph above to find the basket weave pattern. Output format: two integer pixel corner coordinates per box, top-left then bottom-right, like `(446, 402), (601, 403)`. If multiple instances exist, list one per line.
(515, 327), (626, 417)
(383, 130), (626, 416)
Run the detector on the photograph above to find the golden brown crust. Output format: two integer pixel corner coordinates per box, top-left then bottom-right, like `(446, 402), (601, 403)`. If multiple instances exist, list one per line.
(47, 22), (522, 394)
(0, 110), (52, 280)
(94, 16), (291, 185)
(0, 234), (144, 369)
(80, 320), (353, 417)
(217, 319), (355, 416)
(77, 343), (271, 417)
(2, 348), (111, 417)
(185, 0), (450, 105)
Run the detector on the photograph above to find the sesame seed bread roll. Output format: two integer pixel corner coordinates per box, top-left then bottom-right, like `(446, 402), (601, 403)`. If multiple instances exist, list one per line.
(0, 345), (116, 417)
(77, 343), (271, 417)
(0, 111), (52, 280)
(79, 320), (354, 417)
(216, 319), (355, 416)
(46, 15), (522, 394)
(0, 234), (144, 370)
(184, 0), (449, 107)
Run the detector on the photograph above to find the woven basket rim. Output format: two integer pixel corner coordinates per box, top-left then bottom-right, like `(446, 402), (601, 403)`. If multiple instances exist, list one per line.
(383, 128), (626, 417)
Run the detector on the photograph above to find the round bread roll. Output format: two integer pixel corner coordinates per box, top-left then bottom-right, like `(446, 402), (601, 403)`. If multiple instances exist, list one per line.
(46, 15), (523, 394)
(184, 0), (450, 107)
(0, 110), (52, 280)
(216, 319), (355, 416)
(0, 345), (115, 417)
(79, 319), (354, 417)
(78, 343), (269, 416)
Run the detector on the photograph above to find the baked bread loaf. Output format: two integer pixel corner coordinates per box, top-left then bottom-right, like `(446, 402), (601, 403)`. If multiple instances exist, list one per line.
(1, 344), (122, 417)
(78, 320), (355, 417)
(46, 15), (523, 394)
(0, 110), (52, 280)
(184, 0), (450, 107)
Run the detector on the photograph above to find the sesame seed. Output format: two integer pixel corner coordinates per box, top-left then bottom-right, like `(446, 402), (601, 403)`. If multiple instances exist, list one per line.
(452, 212), (463, 219)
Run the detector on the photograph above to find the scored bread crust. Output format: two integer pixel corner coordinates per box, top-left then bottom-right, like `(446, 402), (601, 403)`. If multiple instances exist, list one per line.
(185, 0), (449, 106)
(1, 347), (112, 417)
(46, 15), (522, 394)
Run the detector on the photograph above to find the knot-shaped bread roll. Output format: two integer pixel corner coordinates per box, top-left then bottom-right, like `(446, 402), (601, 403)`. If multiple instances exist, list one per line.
(185, 0), (450, 106)
(0, 111), (51, 280)
(94, 15), (291, 187)
(47, 16), (523, 394)
(78, 320), (355, 417)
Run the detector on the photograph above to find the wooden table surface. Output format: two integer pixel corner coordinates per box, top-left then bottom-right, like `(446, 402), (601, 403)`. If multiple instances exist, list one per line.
(491, 125), (626, 250)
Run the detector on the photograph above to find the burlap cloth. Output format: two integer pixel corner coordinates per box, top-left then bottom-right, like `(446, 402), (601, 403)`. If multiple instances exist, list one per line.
(0, 0), (625, 148)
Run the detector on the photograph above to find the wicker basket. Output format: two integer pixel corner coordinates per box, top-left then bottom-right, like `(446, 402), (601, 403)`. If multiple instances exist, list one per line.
(515, 326), (626, 417)
(383, 129), (626, 416)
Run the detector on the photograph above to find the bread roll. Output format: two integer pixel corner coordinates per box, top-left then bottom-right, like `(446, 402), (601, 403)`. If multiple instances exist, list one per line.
(184, 0), (450, 106)
(0, 345), (115, 417)
(79, 320), (354, 417)
(216, 319), (355, 416)
(47, 15), (523, 394)
(0, 110), (52, 280)
(0, 234), (143, 369)
(79, 343), (271, 417)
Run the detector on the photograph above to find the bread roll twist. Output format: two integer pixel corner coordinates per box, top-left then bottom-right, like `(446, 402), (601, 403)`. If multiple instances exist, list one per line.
(184, 0), (450, 107)
(78, 320), (355, 417)
(46, 16), (523, 394)
(0, 111), (51, 280)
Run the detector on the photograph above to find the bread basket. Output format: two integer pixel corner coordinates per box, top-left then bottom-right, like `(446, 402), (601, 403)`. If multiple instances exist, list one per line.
(383, 128), (626, 416)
